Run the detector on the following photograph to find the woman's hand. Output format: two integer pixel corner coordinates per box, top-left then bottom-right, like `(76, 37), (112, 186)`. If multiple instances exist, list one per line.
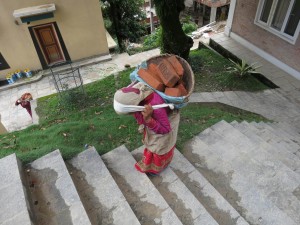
(142, 104), (153, 123)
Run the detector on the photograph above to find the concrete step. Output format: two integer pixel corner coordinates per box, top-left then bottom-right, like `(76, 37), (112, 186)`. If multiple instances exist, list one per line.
(26, 150), (91, 225)
(0, 153), (33, 225)
(207, 121), (300, 224)
(170, 149), (249, 225)
(256, 121), (300, 167)
(249, 122), (300, 155)
(275, 88), (300, 106)
(269, 122), (300, 158)
(255, 121), (300, 151)
(102, 145), (183, 225)
(183, 134), (298, 225)
(268, 122), (300, 143)
(259, 121), (300, 153)
(256, 121), (299, 143)
(231, 121), (300, 175)
(67, 147), (140, 225)
(132, 146), (219, 225)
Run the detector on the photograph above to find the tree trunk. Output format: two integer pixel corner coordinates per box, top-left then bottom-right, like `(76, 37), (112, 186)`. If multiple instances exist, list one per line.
(109, 2), (125, 51)
(154, 0), (193, 59)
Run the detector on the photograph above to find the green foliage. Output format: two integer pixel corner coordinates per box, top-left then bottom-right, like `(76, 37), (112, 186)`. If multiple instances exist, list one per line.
(103, 18), (112, 30)
(182, 22), (198, 34)
(127, 27), (162, 55)
(189, 49), (269, 92)
(143, 27), (162, 49)
(181, 15), (192, 23)
(228, 59), (262, 77)
(100, 1), (113, 33)
(101, 0), (147, 50)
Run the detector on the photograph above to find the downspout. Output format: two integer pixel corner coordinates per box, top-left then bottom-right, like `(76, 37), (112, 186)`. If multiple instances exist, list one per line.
(224, 0), (237, 36)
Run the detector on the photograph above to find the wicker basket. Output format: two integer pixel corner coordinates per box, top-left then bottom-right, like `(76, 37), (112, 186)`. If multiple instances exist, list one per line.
(145, 54), (195, 105)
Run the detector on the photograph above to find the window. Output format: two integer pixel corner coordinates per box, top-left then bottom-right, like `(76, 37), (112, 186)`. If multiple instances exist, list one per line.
(255, 0), (300, 44)
(0, 53), (10, 70)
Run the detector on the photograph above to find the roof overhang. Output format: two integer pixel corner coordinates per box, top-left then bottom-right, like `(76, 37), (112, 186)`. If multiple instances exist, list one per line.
(13, 4), (56, 24)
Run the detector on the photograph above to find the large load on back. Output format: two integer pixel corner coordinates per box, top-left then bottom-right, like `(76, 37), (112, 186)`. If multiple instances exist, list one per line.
(130, 54), (195, 108)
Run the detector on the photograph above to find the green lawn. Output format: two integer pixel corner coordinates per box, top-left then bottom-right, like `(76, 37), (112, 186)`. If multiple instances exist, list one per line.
(188, 48), (270, 92)
(0, 49), (270, 163)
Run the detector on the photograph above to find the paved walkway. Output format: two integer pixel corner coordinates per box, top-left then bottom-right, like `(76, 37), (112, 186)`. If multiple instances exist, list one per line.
(0, 32), (300, 132)
(201, 33), (300, 127)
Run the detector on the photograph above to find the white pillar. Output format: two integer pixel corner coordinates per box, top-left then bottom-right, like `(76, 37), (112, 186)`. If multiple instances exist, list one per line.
(210, 7), (217, 23)
(225, 0), (237, 36)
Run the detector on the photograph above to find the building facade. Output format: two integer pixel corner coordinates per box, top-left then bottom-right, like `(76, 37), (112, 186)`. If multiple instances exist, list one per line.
(225, 0), (300, 79)
(0, 0), (110, 81)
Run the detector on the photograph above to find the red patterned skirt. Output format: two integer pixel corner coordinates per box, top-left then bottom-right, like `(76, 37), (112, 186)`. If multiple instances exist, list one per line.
(135, 146), (175, 175)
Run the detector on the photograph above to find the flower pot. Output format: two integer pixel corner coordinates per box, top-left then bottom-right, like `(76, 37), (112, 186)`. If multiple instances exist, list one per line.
(12, 73), (18, 81)
(6, 76), (14, 84)
(15, 71), (23, 79)
(6, 73), (15, 84)
(24, 69), (32, 78)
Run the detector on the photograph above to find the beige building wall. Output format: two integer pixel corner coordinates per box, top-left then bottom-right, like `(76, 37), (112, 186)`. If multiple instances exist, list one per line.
(231, 0), (300, 73)
(0, 0), (109, 80)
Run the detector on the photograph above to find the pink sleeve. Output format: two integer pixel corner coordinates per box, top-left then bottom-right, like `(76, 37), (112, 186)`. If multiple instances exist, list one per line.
(134, 93), (171, 134)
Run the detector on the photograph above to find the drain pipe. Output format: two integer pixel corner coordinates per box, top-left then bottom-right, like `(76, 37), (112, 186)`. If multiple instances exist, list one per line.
(224, 0), (237, 37)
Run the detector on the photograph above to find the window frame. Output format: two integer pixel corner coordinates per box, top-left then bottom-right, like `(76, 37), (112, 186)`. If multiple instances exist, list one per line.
(254, 0), (300, 44)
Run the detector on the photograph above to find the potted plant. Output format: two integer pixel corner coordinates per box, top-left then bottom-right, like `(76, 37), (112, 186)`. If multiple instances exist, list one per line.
(14, 69), (23, 79)
(6, 72), (15, 84)
(24, 68), (32, 78)
(228, 59), (262, 77)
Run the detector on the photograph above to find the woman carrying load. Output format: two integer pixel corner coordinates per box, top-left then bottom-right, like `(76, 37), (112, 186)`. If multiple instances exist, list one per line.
(113, 82), (180, 175)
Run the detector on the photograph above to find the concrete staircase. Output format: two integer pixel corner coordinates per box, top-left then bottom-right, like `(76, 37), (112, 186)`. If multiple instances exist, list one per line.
(0, 120), (300, 225)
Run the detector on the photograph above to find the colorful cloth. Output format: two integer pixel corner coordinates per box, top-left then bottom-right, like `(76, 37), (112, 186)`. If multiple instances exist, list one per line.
(133, 92), (180, 174)
(135, 146), (175, 174)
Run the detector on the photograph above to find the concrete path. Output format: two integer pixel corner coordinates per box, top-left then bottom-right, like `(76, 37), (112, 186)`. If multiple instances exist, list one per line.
(0, 32), (300, 132)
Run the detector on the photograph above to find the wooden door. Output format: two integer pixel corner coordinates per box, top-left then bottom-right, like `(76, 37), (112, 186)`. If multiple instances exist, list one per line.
(34, 24), (65, 65)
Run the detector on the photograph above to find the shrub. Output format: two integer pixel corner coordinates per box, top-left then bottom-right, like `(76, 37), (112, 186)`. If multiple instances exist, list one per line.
(182, 22), (198, 34)
(143, 26), (162, 49)
(228, 59), (262, 77)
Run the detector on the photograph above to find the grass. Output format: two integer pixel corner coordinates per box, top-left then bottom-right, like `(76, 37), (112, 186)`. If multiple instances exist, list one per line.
(188, 49), (270, 92)
(0, 48), (270, 163)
